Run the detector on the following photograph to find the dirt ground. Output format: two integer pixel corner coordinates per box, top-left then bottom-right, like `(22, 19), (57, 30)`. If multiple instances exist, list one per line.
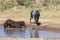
(26, 19), (60, 33)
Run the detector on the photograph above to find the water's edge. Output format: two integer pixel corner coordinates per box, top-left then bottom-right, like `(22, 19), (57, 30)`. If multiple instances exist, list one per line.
(0, 26), (60, 38)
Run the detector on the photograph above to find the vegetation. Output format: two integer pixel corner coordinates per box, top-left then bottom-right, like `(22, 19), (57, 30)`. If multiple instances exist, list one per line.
(0, 0), (60, 11)
(0, 0), (17, 11)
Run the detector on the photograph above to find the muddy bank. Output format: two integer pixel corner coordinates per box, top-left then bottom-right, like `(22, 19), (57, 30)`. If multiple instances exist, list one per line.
(26, 23), (60, 33)
(1, 22), (60, 33)
(0, 19), (60, 33)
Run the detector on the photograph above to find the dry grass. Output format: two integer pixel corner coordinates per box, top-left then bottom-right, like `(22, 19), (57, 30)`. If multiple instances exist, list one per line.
(0, 7), (60, 22)
(0, 6), (60, 21)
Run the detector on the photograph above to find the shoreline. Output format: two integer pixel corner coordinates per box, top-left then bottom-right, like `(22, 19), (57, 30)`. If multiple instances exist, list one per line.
(0, 19), (60, 33)
(1, 22), (60, 33)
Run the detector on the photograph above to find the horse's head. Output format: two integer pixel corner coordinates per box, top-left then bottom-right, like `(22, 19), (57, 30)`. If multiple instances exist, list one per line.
(36, 22), (41, 26)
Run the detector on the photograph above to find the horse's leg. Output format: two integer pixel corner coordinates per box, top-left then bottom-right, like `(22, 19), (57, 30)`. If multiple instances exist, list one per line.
(19, 25), (22, 28)
(34, 16), (37, 23)
(30, 11), (33, 23)
(22, 22), (26, 28)
(30, 17), (31, 23)
(8, 24), (12, 28)
(30, 17), (33, 23)
(24, 24), (26, 28)
(36, 16), (39, 23)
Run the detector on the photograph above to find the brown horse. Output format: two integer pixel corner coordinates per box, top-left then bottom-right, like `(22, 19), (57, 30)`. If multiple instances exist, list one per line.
(4, 19), (26, 28)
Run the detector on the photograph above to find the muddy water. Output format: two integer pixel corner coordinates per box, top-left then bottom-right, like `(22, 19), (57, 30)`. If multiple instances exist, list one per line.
(0, 26), (60, 38)
(0, 26), (31, 38)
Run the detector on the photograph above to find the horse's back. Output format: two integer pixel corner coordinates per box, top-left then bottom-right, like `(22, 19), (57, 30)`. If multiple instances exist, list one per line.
(16, 21), (25, 25)
(31, 10), (40, 16)
(7, 19), (15, 22)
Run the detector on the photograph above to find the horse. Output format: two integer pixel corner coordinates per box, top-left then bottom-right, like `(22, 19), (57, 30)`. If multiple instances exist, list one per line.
(4, 19), (26, 28)
(30, 9), (40, 24)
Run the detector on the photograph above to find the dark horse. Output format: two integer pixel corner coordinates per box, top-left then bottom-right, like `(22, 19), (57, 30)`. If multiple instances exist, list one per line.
(4, 19), (26, 28)
(30, 9), (40, 25)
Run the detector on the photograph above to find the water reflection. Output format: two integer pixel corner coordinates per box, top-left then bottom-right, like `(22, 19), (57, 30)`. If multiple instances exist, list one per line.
(0, 26), (60, 38)
(3, 27), (30, 38)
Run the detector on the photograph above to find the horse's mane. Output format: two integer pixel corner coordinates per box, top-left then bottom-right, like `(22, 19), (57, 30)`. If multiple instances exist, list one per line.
(6, 19), (15, 23)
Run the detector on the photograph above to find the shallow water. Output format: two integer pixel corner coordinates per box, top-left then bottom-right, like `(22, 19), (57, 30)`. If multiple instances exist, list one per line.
(0, 26), (60, 38)
(1, 26), (30, 38)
